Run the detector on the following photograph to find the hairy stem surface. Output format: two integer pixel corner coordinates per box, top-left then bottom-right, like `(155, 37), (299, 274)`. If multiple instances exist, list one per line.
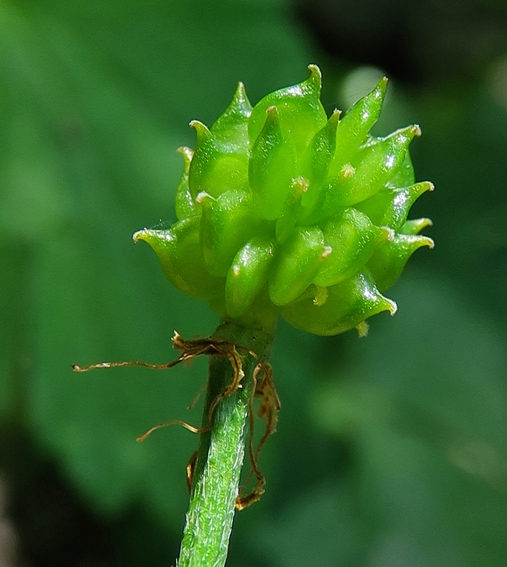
(177, 321), (274, 567)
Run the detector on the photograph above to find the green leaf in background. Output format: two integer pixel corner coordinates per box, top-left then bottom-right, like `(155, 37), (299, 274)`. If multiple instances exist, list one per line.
(0, 0), (315, 533)
(2, 0), (507, 565)
(251, 274), (507, 567)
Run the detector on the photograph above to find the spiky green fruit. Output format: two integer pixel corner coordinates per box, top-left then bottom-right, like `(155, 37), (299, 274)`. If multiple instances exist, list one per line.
(134, 65), (433, 335)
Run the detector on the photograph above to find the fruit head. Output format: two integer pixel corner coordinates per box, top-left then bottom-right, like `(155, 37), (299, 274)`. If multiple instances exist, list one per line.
(134, 65), (433, 336)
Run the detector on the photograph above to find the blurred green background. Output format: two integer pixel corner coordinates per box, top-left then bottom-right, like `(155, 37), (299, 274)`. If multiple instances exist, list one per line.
(1, 0), (507, 565)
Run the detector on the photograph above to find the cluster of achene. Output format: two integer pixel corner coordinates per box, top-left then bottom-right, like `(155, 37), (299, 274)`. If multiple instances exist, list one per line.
(135, 65), (433, 335)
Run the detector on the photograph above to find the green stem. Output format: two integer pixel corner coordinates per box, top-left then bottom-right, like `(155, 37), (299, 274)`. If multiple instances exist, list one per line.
(177, 320), (275, 567)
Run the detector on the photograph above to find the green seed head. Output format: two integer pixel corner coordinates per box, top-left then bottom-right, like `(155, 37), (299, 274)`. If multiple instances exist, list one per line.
(134, 65), (433, 335)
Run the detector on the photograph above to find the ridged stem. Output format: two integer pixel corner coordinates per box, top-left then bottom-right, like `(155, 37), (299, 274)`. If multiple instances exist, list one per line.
(177, 321), (274, 567)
